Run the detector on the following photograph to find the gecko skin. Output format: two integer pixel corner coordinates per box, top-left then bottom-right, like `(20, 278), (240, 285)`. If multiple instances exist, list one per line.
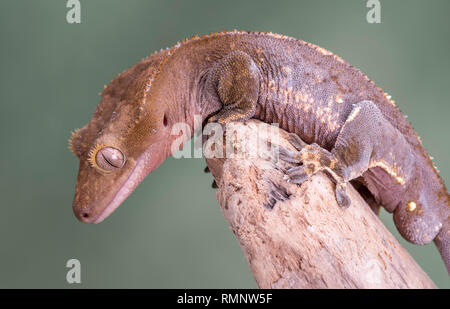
(70, 31), (449, 272)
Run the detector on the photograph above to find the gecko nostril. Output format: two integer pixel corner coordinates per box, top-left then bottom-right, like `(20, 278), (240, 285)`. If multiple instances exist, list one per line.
(163, 114), (168, 127)
(82, 212), (90, 219)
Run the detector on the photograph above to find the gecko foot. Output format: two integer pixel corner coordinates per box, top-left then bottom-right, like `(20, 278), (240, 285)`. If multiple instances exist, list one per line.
(279, 139), (351, 208)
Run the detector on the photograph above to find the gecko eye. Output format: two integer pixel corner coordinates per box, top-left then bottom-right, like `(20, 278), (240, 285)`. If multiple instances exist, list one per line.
(95, 146), (126, 171)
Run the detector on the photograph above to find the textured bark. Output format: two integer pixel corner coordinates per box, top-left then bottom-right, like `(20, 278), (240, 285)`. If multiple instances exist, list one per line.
(205, 120), (436, 289)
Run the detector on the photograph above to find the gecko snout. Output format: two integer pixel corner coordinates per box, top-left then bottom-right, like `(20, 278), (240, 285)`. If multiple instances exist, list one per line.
(73, 207), (94, 223)
(72, 193), (98, 223)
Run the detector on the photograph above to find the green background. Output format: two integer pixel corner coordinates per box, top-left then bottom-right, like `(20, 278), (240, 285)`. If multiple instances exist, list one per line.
(0, 0), (449, 288)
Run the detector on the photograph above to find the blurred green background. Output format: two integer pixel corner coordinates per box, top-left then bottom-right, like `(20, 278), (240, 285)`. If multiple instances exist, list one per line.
(0, 0), (448, 288)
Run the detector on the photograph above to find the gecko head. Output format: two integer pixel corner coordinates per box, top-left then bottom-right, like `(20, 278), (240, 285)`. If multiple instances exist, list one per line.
(69, 52), (184, 223)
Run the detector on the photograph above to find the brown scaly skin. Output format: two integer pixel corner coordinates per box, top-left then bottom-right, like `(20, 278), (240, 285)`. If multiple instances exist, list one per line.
(70, 31), (449, 272)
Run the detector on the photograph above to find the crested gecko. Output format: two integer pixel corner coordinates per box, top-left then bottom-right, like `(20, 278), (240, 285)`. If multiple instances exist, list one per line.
(69, 31), (449, 272)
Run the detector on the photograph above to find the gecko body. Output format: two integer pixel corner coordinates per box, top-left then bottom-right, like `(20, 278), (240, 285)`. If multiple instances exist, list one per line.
(70, 31), (449, 271)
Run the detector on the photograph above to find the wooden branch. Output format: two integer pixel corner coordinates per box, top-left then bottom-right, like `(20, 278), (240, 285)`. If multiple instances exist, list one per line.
(205, 120), (436, 289)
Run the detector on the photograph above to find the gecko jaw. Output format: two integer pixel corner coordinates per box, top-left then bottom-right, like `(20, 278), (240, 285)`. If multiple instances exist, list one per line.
(92, 147), (161, 224)
(92, 160), (144, 223)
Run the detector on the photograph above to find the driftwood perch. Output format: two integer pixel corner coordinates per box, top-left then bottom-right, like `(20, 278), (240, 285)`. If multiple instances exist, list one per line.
(205, 120), (435, 289)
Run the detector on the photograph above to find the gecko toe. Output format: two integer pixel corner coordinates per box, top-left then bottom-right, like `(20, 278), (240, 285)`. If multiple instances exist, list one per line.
(285, 166), (311, 185)
(290, 174), (309, 185)
(211, 179), (218, 189)
(287, 165), (306, 177)
(279, 146), (302, 164)
(335, 183), (351, 208)
(288, 133), (307, 151)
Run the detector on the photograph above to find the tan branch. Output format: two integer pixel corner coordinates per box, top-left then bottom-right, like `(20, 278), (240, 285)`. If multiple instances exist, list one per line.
(206, 120), (435, 289)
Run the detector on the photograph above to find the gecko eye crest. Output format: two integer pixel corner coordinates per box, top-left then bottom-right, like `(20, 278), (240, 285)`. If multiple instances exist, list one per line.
(89, 145), (126, 171)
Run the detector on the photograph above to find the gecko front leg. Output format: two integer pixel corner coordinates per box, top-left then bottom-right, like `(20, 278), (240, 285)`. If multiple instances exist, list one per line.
(206, 51), (260, 124)
(204, 51), (260, 188)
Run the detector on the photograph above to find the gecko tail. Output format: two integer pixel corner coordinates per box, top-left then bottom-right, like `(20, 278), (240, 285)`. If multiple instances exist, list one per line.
(434, 217), (450, 274)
